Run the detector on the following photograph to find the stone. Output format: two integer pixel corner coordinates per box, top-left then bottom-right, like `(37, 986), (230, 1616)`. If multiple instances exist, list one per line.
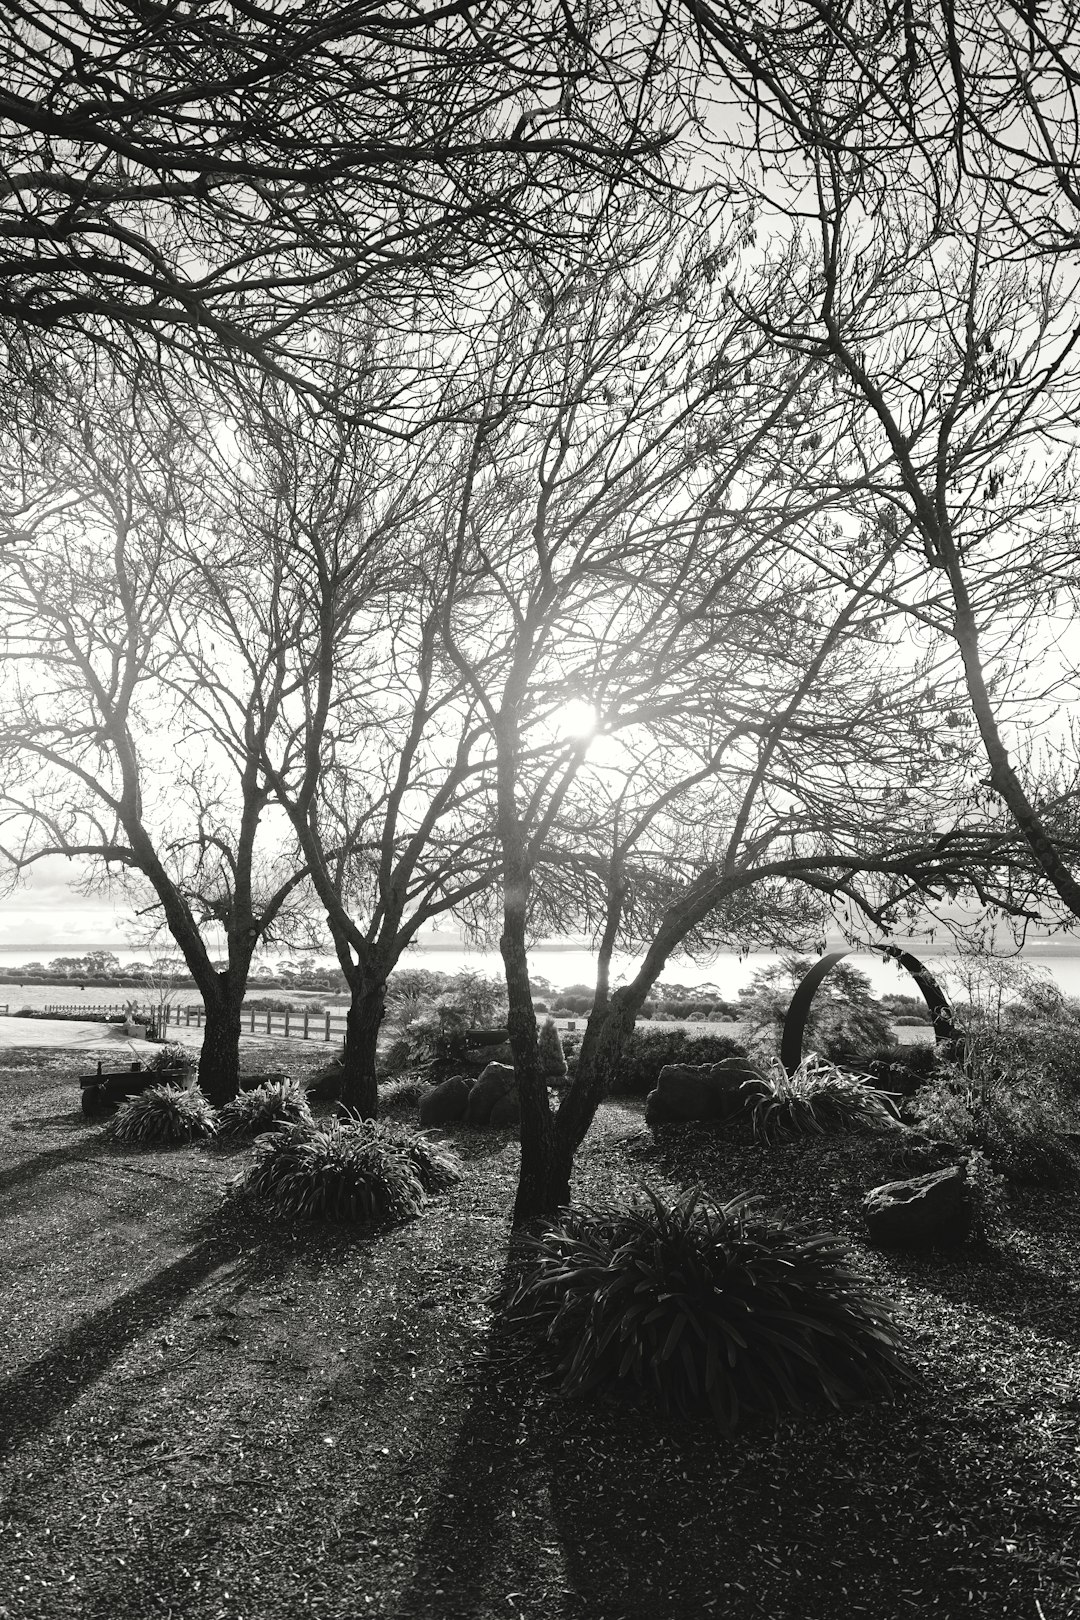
(651, 1058), (765, 1124)
(464, 1061), (516, 1126)
(419, 1074), (471, 1127)
(306, 1060), (344, 1101)
(862, 1163), (972, 1250)
(489, 1089), (521, 1129)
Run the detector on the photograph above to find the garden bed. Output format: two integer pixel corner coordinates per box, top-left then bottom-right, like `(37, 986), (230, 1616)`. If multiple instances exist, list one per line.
(0, 1044), (1077, 1619)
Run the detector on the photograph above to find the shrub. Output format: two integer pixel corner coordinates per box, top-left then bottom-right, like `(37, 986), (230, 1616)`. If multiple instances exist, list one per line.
(230, 1119), (425, 1225)
(893, 1014), (932, 1027)
(910, 1058), (1080, 1187)
(498, 1186), (912, 1430)
(538, 1016), (568, 1080)
(146, 1041), (195, 1074)
(612, 1027), (748, 1097)
(747, 1056), (902, 1143)
(361, 1119), (462, 1193)
(855, 1042), (938, 1098)
(217, 1078), (312, 1138)
(103, 1082), (218, 1146)
(377, 1075), (434, 1117)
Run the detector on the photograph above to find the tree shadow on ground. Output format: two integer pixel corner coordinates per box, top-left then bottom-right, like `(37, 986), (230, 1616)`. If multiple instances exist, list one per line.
(0, 1234), (236, 1459)
(0, 1137), (99, 1199)
(883, 1240), (1080, 1353)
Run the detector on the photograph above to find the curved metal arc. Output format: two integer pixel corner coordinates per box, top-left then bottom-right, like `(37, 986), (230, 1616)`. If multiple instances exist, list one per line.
(779, 946), (960, 1076)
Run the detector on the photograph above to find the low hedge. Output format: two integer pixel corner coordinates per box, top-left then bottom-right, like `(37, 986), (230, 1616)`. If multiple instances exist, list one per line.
(611, 1026), (748, 1097)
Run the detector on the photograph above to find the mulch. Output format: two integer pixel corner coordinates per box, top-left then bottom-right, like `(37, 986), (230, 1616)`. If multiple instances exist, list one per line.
(1, 1047), (1077, 1620)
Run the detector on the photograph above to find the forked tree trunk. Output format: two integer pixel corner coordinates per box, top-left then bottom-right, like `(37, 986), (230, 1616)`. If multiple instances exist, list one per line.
(338, 977), (385, 1118)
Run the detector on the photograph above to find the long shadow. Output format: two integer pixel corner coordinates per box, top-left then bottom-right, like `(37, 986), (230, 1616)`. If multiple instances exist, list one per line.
(0, 1234), (233, 1459)
(0, 1137), (99, 1200)
(389, 1250), (547, 1620)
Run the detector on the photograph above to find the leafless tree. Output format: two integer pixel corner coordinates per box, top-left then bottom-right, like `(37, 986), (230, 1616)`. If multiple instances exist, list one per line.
(0, 376), (314, 1103)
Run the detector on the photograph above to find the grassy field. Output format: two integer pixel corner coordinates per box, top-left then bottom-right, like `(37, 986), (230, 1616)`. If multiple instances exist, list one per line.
(1, 1042), (1077, 1620)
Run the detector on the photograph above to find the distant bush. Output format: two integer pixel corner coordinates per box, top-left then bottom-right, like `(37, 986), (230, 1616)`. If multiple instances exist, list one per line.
(218, 1079), (312, 1138)
(612, 1027), (747, 1097)
(893, 1014), (932, 1027)
(553, 993), (594, 1016)
(230, 1119), (426, 1225)
(538, 1016), (568, 1081)
(498, 1186), (912, 1430)
(103, 1082), (218, 1146)
(747, 1056), (903, 1144)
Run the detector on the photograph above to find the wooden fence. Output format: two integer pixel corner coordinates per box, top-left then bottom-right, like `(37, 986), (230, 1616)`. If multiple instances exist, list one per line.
(44, 1002), (349, 1044)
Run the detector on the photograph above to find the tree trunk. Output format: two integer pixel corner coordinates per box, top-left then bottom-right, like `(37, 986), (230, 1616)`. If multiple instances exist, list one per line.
(339, 977), (385, 1118)
(198, 984), (243, 1106)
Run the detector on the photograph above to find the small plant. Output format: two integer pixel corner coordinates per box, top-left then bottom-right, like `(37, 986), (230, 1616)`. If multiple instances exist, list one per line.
(229, 1118), (425, 1225)
(146, 1041), (195, 1075)
(102, 1081), (218, 1146)
(747, 1055), (902, 1143)
(217, 1078), (312, 1138)
(499, 1186), (912, 1430)
(538, 1016), (568, 1081)
(911, 1058), (1080, 1186)
(376, 1075), (433, 1118)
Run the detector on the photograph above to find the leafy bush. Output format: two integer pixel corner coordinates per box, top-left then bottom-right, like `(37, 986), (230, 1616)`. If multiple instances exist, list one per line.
(611, 1027), (748, 1097)
(748, 1056), (902, 1143)
(103, 1082), (218, 1146)
(230, 1119), (425, 1225)
(146, 1041), (195, 1074)
(361, 1119), (462, 1193)
(857, 1041), (938, 1098)
(499, 1186), (912, 1430)
(910, 1057), (1080, 1187)
(893, 1014), (932, 1027)
(538, 1016), (568, 1080)
(217, 1078), (312, 1138)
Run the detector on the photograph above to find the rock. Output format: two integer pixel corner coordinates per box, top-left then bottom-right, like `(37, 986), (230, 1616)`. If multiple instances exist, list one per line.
(652, 1058), (765, 1124)
(489, 1089), (521, 1129)
(306, 1060), (344, 1101)
(862, 1163), (972, 1250)
(419, 1075), (472, 1127)
(465, 1062), (516, 1126)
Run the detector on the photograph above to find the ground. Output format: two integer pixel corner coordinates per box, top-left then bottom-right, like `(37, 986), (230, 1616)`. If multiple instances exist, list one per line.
(1, 1033), (1078, 1619)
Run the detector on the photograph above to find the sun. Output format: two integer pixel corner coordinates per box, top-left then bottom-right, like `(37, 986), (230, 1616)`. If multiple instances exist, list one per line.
(550, 698), (599, 741)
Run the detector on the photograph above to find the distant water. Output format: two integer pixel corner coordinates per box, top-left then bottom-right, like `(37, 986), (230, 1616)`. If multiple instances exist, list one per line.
(4, 940), (1080, 1002)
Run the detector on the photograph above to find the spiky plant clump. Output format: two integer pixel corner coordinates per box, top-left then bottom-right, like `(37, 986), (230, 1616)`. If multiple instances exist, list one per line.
(102, 1081), (218, 1146)
(747, 1055), (902, 1143)
(230, 1119), (425, 1226)
(217, 1078), (312, 1138)
(499, 1186), (912, 1430)
(146, 1042), (195, 1075)
(362, 1118), (463, 1193)
(377, 1075), (433, 1118)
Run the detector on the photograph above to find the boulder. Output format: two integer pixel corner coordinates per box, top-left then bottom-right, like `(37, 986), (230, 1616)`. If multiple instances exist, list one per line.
(489, 1088), (521, 1129)
(465, 1062), (516, 1126)
(306, 1061), (344, 1101)
(419, 1074), (472, 1127)
(651, 1058), (764, 1124)
(862, 1163), (972, 1250)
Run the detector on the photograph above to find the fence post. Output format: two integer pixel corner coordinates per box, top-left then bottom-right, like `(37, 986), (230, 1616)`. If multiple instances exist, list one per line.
(324, 1010), (332, 1043)
(284, 1008), (290, 1038)
(303, 1009), (309, 1040)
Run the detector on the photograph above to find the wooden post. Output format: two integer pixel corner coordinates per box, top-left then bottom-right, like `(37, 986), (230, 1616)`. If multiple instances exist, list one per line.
(303, 1009), (309, 1040)
(250, 1008), (255, 1033)
(284, 1008), (290, 1038)
(324, 1010), (332, 1043)
(266, 1010), (272, 1035)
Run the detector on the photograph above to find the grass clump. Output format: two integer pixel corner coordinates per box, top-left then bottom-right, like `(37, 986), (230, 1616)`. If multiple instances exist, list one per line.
(217, 1078), (312, 1138)
(362, 1118), (463, 1193)
(102, 1081), (218, 1146)
(376, 1075), (434, 1118)
(229, 1118), (426, 1226)
(145, 1042), (196, 1075)
(499, 1186), (912, 1431)
(747, 1056), (902, 1143)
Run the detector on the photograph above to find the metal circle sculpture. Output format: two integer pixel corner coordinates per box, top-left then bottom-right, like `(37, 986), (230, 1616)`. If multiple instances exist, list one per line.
(779, 944), (961, 1076)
